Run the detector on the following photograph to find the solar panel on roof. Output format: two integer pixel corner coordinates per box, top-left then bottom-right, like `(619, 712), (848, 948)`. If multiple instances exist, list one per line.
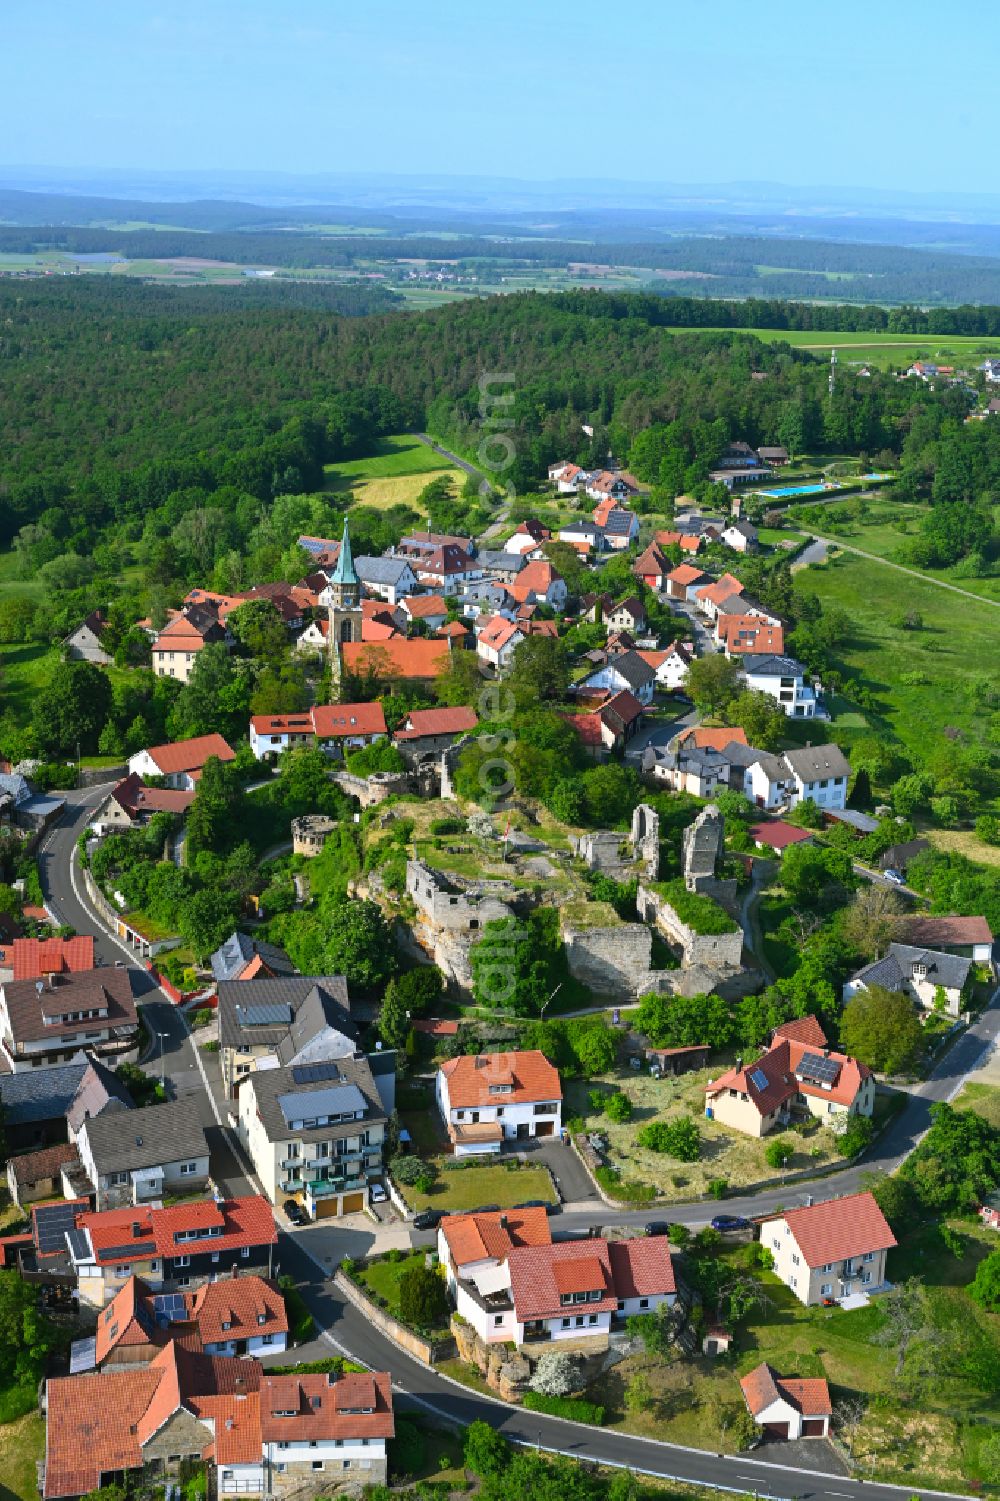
(66, 1228), (91, 1262)
(34, 1200), (81, 1255)
(291, 1062), (344, 1086)
(796, 1052), (841, 1086)
(69, 1336), (97, 1374)
(748, 1068), (770, 1092)
(277, 1082), (366, 1127)
(98, 1241), (156, 1261)
(237, 1004), (293, 1027)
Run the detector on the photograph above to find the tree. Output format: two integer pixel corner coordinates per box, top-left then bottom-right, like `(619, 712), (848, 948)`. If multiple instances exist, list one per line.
(605, 1091), (633, 1123)
(114, 626), (152, 668)
(625, 1308), (671, 1356)
(837, 1115), (875, 1157)
(321, 897), (396, 991)
(167, 642), (250, 742)
(625, 1370), (654, 1413)
(568, 1019), (617, 1075)
(435, 647), (483, 707)
(728, 689), (787, 751)
(839, 882), (905, 962)
(977, 1433), (1000, 1488)
(390, 1417), (426, 1479)
(684, 654), (742, 715)
(840, 984), (923, 1073)
(779, 841), (855, 910)
(32, 660), (112, 755)
(227, 599), (288, 662)
(178, 887), (241, 961)
(529, 1351), (581, 1396)
(637, 1118), (700, 1161)
(579, 762), (640, 826)
(463, 1420), (511, 1477)
(471, 909), (563, 1016)
(899, 1102), (1000, 1214)
(398, 1263), (448, 1329)
(0, 1269), (58, 1397)
(185, 755), (242, 858)
(509, 634), (569, 707)
(764, 1137), (793, 1169)
(635, 990), (735, 1049)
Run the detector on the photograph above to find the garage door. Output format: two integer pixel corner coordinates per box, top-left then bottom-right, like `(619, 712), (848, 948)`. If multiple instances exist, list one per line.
(762, 1422), (789, 1440)
(315, 1196), (341, 1221)
(341, 1192), (364, 1215)
(802, 1419), (826, 1437)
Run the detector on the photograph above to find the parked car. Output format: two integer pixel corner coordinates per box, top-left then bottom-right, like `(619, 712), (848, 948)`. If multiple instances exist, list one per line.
(883, 867), (905, 886)
(711, 1214), (751, 1233)
(413, 1209), (445, 1231)
(369, 1184), (387, 1204)
(644, 1221), (670, 1237)
(515, 1199), (559, 1215)
(283, 1199), (307, 1227)
(477, 1204), (501, 1213)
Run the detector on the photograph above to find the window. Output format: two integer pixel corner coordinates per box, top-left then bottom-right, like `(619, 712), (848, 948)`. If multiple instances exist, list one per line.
(114, 1265), (129, 1278)
(241, 1246), (251, 1258)
(791, 1254), (800, 1266)
(574, 1316), (584, 1327)
(821, 1263), (833, 1273)
(861, 1271), (872, 1285)
(862, 1252), (875, 1263)
(821, 1283), (832, 1296)
(312, 1461), (324, 1472)
(494, 1315), (504, 1327)
(175, 1256), (191, 1268)
(262, 1333), (274, 1345)
(639, 1298), (649, 1310)
(179, 1161), (199, 1175)
(561, 1318), (570, 1328)
(109, 1171), (129, 1186)
(588, 1314), (598, 1325)
(211, 1252), (220, 1264)
(790, 1277), (797, 1290)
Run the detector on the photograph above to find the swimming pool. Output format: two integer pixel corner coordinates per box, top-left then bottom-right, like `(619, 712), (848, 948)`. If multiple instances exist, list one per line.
(757, 483), (833, 499)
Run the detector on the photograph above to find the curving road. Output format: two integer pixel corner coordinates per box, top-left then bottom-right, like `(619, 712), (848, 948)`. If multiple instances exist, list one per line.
(41, 786), (994, 1501)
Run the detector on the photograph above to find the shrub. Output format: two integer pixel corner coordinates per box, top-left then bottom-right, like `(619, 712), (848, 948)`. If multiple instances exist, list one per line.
(430, 818), (464, 836)
(605, 1091), (633, 1123)
(707, 1178), (728, 1199)
(595, 1166), (656, 1201)
(636, 1118), (700, 1161)
(390, 1418), (426, 1479)
(522, 1391), (605, 1424)
(398, 1264), (448, 1329)
(463, 1421), (511, 1476)
(836, 1115), (875, 1158)
(764, 1137), (794, 1169)
(278, 1275), (315, 1345)
(648, 878), (739, 935)
(529, 1351), (582, 1396)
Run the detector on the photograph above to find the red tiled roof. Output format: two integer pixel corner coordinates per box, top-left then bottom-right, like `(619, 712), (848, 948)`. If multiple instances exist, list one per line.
(341, 639), (450, 680)
(362, 618), (401, 642)
(110, 774), (195, 817)
(186, 1273), (288, 1346)
(76, 1195), (277, 1267)
(607, 1237), (676, 1299)
(411, 1018), (459, 1036)
(895, 915), (993, 947)
(402, 593), (448, 619)
(750, 820), (814, 851)
(695, 574), (745, 608)
(706, 1030), (870, 1116)
(667, 562), (708, 586)
(478, 614), (523, 652)
(144, 734), (235, 776)
(771, 1016), (828, 1048)
(394, 706), (478, 740)
(12, 935), (94, 981)
(260, 1371), (393, 1442)
(8, 1141), (77, 1186)
(189, 1391), (262, 1465)
(44, 1364), (163, 1497)
(310, 702), (387, 739)
(440, 1050), (561, 1109)
(563, 711), (605, 748)
(600, 688), (644, 729)
(437, 620), (469, 638)
(678, 726), (747, 751)
(507, 1239), (617, 1322)
(767, 1191), (897, 1268)
(441, 1207), (552, 1266)
(95, 1276), (160, 1364)
(740, 1362), (832, 1418)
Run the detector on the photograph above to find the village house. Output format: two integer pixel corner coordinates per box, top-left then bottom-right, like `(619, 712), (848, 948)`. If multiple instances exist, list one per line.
(705, 1017), (874, 1140)
(340, 638), (450, 685)
(0, 967), (139, 1073)
(740, 654), (821, 718)
(587, 471), (639, 503)
(0, 1053), (130, 1156)
(721, 520), (760, 554)
(64, 610), (115, 666)
(676, 726), (749, 754)
(353, 556), (418, 606)
(603, 595), (647, 634)
(633, 543), (671, 592)
(411, 543), (482, 593)
(28, 1193), (278, 1309)
(8, 1143), (79, 1208)
(718, 614), (785, 657)
(511, 559), (567, 609)
(566, 689), (645, 760)
(80, 1270), (288, 1367)
(396, 529), (475, 560)
(73, 1097), (211, 1210)
(665, 562), (708, 601)
(259, 1370), (394, 1490)
(503, 519), (551, 556)
(576, 649), (656, 705)
(476, 613), (525, 672)
(893, 915), (994, 969)
(248, 703), (387, 760)
(399, 593), (448, 630)
(742, 743), (851, 812)
(475, 550), (528, 584)
(760, 1190), (896, 1306)
(211, 932), (297, 985)
(597, 506), (640, 550)
(655, 529), (704, 556)
(128, 733), (236, 791)
(435, 1050), (562, 1157)
(749, 820), (814, 854)
(636, 640), (693, 690)
(693, 573), (746, 621)
(756, 445), (791, 467)
(558, 521), (605, 556)
(151, 604), (231, 684)
(740, 1364), (831, 1439)
(217, 975), (357, 1099)
(393, 705), (478, 764)
(844, 942), (973, 1017)
(91, 774), (195, 835)
(237, 1056), (386, 1220)
(10, 935), (93, 981)
(642, 740), (736, 798)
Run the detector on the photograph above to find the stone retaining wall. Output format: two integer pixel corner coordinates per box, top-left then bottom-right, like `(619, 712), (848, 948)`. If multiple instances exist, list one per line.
(636, 883), (745, 971)
(333, 1268), (455, 1366)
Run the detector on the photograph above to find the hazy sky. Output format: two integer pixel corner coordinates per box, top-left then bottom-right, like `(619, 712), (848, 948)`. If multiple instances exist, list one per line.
(1, 0), (988, 194)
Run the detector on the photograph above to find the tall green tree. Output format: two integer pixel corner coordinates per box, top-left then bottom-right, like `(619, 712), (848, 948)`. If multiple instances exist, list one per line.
(32, 660), (112, 755)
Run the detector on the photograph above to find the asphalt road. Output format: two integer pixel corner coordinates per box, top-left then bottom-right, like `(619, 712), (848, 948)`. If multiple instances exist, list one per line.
(42, 785), (995, 1500)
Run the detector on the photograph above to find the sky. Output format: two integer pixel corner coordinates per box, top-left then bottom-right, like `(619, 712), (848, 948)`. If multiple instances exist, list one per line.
(0, 0), (991, 199)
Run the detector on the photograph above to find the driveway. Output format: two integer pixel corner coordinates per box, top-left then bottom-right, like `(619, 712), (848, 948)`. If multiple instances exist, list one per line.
(517, 1138), (599, 1207)
(625, 706), (698, 764)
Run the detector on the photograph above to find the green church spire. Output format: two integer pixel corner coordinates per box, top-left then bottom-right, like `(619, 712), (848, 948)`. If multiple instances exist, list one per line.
(330, 516), (358, 587)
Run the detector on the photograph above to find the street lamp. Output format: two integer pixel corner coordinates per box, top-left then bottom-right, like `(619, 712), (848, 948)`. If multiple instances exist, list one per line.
(157, 1031), (169, 1091)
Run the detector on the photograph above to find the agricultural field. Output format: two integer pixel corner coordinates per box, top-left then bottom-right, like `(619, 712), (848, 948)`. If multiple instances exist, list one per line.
(321, 433), (466, 511)
(665, 325), (1000, 371)
(792, 548), (1000, 751)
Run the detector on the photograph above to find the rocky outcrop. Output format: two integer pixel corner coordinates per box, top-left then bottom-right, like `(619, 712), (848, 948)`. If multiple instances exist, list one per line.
(452, 1317), (532, 1400)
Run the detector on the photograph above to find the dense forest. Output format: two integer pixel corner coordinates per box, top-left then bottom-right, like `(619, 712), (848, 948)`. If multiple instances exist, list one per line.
(11, 222), (1000, 305)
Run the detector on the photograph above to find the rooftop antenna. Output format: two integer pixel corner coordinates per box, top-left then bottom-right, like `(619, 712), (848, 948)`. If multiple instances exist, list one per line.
(829, 347), (838, 397)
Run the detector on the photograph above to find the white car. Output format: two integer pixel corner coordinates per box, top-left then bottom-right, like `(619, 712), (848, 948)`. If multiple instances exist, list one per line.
(369, 1184), (387, 1204)
(883, 868), (905, 886)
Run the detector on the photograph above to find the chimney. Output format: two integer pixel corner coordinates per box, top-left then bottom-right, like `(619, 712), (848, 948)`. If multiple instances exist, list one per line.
(234, 1376), (245, 1395)
(499, 1215), (508, 1230)
(735, 1056), (743, 1072)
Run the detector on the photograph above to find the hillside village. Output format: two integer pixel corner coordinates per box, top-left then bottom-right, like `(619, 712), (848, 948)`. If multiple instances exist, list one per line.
(0, 432), (998, 1501)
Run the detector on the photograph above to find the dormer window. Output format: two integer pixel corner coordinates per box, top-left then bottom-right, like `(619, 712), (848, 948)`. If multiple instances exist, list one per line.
(912, 962), (927, 979)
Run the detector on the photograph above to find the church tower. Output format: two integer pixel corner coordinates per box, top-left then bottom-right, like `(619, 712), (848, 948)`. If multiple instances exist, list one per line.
(327, 517), (363, 681)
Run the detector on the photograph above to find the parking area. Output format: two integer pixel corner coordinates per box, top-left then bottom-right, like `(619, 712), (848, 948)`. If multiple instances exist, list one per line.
(517, 1137), (600, 1206)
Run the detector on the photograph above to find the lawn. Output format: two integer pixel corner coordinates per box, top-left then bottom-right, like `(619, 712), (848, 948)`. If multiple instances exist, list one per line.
(955, 1080), (1000, 1128)
(0, 1412), (46, 1501)
(564, 1067), (842, 1201)
(404, 1161), (557, 1213)
(927, 827), (1000, 868)
(353, 1250), (450, 1336)
(594, 1219), (1000, 1491)
(793, 548), (1000, 752)
(321, 433), (467, 512)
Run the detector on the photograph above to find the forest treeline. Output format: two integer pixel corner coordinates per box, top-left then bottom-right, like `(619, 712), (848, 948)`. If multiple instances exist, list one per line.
(13, 222), (1000, 305)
